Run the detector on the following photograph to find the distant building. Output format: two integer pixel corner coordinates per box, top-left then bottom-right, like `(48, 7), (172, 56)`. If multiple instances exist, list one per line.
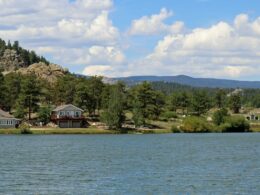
(0, 109), (20, 128)
(227, 88), (243, 97)
(246, 113), (260, 121)
(51, 104), (85, 128)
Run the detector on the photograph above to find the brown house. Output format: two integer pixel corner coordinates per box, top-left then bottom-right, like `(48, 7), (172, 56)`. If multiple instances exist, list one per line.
(51, 104), (85, 128)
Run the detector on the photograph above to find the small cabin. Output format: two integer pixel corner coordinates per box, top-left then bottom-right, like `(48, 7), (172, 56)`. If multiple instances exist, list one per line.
(0, 109), (20, 128)
(246, 113), (260, 121)
(51, 104), (85, 128)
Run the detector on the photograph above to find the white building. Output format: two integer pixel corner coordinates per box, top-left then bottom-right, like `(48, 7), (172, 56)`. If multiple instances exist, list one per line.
(0, 109), (20, 128)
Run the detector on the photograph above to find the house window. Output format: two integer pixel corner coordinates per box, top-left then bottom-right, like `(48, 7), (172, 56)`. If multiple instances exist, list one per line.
(75, 111), (80, 117)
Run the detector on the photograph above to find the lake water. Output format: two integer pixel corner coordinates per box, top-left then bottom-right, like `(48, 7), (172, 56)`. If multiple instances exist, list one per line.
(0, 134), (259, 195)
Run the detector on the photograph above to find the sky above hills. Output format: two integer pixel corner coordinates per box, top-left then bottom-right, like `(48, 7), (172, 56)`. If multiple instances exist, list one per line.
(0, 0), (260, 80)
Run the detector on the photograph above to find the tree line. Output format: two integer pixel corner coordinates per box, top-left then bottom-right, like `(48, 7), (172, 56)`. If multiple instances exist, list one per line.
(0, 71), (258, 132)
(0, 39), (49, 66)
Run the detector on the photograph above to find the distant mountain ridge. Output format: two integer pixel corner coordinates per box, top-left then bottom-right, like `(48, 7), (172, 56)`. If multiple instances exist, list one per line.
(106, 75), (260, 89)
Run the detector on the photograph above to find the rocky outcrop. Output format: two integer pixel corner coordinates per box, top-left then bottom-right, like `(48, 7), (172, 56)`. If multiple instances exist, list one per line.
(0, 49), (26, 71)
(0, 48), (68, 83)
(17, 62), (68, 83)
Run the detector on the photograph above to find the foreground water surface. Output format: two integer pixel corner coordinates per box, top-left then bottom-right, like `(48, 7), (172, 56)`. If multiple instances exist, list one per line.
(0, 134), (259, 195)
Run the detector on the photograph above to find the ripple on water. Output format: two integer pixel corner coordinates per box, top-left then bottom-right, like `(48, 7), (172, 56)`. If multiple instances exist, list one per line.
(0, 134), (259, 194)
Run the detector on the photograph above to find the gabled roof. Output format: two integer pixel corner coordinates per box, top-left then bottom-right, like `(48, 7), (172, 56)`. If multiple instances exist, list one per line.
(0, 109), (17, 119)
(53, 104), (84, 112)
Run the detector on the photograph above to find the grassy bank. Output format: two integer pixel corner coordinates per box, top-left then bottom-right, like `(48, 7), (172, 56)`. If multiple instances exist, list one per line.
(1, 121), (259, 135)
(250, 124), (260, 132)
(0, 127), (116, 135)
(0, 127), (173, 135)
(31, 127), (117, 134)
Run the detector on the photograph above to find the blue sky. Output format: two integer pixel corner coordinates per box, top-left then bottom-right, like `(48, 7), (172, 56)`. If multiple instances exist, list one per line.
(0, 0), (260, 80)
(112, 0), (260, 28)
(111, 0), (260, 59)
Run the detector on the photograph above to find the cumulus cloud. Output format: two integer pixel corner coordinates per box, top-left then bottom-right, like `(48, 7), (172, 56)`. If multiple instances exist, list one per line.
(83, 65), (113, 76)
(128, 8), (184, 36)
(0, 0), (125, 75)
(1, 2), (259, 79)
(126, 14), (260, 79)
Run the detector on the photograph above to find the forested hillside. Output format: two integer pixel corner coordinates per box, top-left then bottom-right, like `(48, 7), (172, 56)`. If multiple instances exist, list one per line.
(0, 38), (49, 71)
(114, 75), (260, 89)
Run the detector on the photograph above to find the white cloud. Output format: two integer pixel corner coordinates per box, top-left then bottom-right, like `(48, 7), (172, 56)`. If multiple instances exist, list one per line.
(0, 0), (124, 74)
(0, 2), (259, 80)
(83, 65), (113, 76)
(128, 8), (184, 36)
(126, 14), (260, 79)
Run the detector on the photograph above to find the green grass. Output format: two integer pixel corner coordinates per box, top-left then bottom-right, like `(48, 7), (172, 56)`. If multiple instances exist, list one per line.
(0, 129), (21, 134)
(150, 120), (181, 130)
(1, 120), (258, 135)
(0, 127), (116, 135)
(250, 123), (260, 132)
(31, 127), (117, 134)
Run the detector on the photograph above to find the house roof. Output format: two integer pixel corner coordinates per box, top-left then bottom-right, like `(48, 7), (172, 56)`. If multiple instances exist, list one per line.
(53, 104), (84, 112)
(0, 109), (18, 119)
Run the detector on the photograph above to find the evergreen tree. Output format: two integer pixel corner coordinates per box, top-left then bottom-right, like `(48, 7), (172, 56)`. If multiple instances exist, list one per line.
(132, 100), (145, 127)
(149, 91), (165, 120)
(15, 74), (41, 120)
(38, 106), (52, 125)
(7, 40), (12, 49)
(54, 74), (77, 105)
(4, 73), (22, 111)
(132, 82), (154, 119)
(14, 95), (27, 118)
(13, 41), (19, 53)
(0, 72), (7, 109)
(213, 108), (229, 126)
(191, 90), (211, 116)
(169, 91), (190, 114)
(74, 78), (96, 115)
(101, 83), (126, 130)
(131, 82), (164, 124)
(229, 93), (242, 113)
(215, 89), (226, 108)
(87, 76), (105, 115)
(0, 38), (6, 56)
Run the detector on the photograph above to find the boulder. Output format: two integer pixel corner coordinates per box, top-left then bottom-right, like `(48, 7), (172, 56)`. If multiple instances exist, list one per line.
(17, 62), (68, 83)
(0, 49), (25, 71)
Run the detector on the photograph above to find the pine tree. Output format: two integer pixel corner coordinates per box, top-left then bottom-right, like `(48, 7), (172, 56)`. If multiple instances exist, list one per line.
(229, 93), (241, 113)
(215, 89), (226, 108)
(15, 74), (41, 120)
(101, 83), (126, 130)
(0, 72), (7, 109)
(191, 90), (211, 116)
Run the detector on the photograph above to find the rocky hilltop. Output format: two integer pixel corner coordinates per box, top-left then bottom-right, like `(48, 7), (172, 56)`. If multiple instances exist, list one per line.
(0, 49), (68, 83)
(16, 62), (68, 83)
(0, 49), (26, 71)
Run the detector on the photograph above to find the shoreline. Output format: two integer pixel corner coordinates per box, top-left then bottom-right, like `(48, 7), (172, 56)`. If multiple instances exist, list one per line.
(0, 127), (259, 135)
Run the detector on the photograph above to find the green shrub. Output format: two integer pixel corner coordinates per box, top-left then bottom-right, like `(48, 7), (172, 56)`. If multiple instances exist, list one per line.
(38, 106), (52, 125)
(160, 111), (178, 121)
(213, 108), (229, 125)
(171, 125), (181, 133)
(19, 123), (32, 134)
(220, 116), (250, 132)
(180, 116), (213, 133)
